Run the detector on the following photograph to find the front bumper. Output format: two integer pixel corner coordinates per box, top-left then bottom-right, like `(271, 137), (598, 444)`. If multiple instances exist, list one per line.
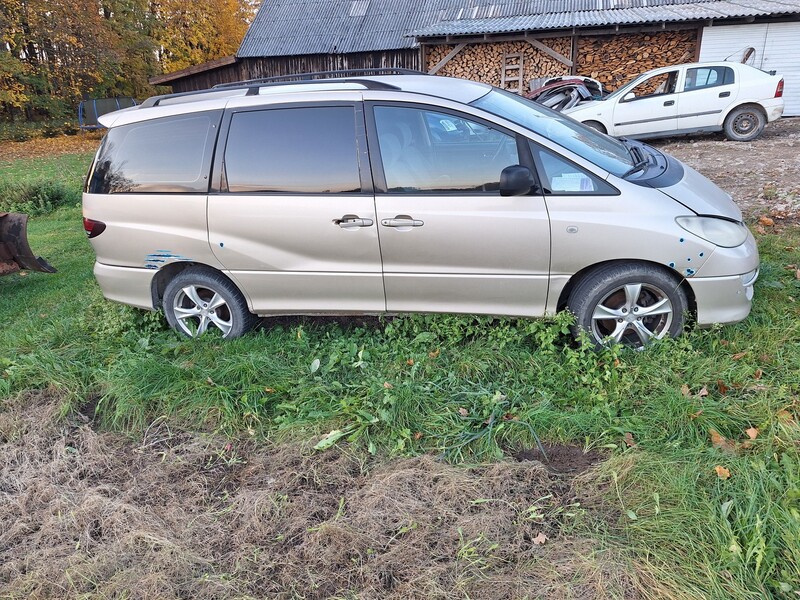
(686, 268), (758, 326)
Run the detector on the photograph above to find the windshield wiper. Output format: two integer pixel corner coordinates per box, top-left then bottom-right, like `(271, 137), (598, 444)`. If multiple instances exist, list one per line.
(622, 144), (649, 178)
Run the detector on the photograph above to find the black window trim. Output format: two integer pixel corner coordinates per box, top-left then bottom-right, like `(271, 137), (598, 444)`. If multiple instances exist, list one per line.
(211, 101), (373, 196)
(364, 100), (538, 196)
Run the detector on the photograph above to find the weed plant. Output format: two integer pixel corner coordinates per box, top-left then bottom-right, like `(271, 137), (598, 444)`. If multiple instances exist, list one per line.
(0, 152), (798, 598)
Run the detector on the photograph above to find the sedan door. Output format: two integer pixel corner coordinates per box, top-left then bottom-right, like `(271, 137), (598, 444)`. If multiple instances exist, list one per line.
(208, 102), (385, 313)
(367, 104), (550, 317)
(612, 69), (680, 137)
(677, 65), (737, 131)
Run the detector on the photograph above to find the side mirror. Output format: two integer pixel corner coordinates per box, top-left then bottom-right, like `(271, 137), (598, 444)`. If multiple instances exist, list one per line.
(500, 165), (536, 197)
(623, 92), (635, 102)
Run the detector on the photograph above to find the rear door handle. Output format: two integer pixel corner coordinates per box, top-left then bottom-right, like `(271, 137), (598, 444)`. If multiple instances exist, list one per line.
(719, 91), (731, 98)
(381, 215), (424, 228)
(663, 100), (675, 106)
(334, 214), (374, 229)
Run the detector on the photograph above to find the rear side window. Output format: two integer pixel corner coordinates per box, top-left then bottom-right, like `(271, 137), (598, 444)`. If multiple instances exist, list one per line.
(224, 106), (361, 193)
(684, 66), (735, 91)
(87, 112), (219, 194)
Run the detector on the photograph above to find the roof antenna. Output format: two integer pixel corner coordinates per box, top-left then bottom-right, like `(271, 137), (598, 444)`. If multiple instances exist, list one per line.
(724, 46), (755, 64)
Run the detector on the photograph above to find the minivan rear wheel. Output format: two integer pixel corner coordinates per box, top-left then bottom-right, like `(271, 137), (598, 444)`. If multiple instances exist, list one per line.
(567, 263), (688, 348)
(163, 268), (258, 339)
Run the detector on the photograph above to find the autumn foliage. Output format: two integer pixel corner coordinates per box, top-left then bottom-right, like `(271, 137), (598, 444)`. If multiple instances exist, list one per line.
(0, 0), (256, 121)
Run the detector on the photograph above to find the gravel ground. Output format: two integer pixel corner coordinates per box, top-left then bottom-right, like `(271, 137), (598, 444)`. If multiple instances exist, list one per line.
(651, 116), (800, 222)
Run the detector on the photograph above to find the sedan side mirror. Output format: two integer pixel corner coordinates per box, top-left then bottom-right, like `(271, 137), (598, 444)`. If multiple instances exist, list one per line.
(500, 165), (536, 197)
(623, 92), (635, 102)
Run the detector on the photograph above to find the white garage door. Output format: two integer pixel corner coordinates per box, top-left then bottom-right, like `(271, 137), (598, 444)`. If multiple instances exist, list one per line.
(700, 22), (800, 116)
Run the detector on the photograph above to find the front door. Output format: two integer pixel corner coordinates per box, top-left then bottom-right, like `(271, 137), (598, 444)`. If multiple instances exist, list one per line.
(367, 104), (551, 317)
(613, 69), (680, 137)
(208, 103), (385, 313)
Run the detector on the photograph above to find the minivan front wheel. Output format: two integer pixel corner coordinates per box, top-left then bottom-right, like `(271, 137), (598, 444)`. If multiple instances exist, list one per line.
(163, 268), (258, 339)
(567, 263), (688, 348)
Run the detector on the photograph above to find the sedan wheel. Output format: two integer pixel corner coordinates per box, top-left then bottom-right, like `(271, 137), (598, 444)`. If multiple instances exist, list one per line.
(568, 263), (688, 347)
(163, 268), (258, 339)
(723, 106), (766, 142)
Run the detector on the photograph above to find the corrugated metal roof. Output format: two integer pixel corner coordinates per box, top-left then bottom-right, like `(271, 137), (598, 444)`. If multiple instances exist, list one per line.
(413, 0), (800, 35)
(238, 0), (800, 58)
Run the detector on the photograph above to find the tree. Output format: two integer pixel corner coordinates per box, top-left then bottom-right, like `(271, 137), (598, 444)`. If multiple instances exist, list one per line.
(154, 0), (255, 72)
(0, 0), (256, 121)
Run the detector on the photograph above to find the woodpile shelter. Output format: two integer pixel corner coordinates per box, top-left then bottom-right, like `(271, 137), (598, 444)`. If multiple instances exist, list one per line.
(151, 0), (800, 115)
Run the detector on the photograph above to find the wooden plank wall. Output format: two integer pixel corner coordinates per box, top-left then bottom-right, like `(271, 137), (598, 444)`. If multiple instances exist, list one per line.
(167, 50), (420, 92)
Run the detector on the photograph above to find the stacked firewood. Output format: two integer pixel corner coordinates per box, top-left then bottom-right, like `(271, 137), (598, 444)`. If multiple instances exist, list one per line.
(426, 39), (572, 89)
(576, 31), (697, 91)
(425, 31), (697, 93)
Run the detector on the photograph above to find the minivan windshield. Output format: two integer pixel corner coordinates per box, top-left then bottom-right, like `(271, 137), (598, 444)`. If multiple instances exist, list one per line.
(472, 88), (634, 176)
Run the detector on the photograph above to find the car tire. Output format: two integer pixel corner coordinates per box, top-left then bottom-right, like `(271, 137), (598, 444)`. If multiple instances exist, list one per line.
(163, 268), (258, 339)
(567, 263), (688, 348)
(723, 106), (766, 142)
(583, 120), (607, 134)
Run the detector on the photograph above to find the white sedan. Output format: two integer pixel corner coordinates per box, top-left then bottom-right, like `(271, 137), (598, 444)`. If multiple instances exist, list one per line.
(565, 62), (784, 142)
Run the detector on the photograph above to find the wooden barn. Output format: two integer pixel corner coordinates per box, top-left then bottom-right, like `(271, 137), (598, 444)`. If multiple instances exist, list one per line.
(150, 0), (800, 115)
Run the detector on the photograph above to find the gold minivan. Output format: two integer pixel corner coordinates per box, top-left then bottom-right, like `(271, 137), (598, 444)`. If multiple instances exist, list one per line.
(83, 72), (759, 346)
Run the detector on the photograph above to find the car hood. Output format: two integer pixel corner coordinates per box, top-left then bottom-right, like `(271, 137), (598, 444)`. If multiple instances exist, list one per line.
(656, 162), (742, 221)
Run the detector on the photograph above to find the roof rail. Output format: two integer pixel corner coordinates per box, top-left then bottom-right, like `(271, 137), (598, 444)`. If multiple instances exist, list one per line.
(212, 68), (425, 89)
(137, 69), (424, 109)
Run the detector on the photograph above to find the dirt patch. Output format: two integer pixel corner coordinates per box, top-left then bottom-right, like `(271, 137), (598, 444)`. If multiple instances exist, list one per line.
(515, 443), (605, 474)
(651, 116), (800, 222)
(0, 391), (639, 599)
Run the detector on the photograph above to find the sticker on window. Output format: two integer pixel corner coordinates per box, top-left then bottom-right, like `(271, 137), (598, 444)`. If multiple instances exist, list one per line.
(551, 172), (595, 192)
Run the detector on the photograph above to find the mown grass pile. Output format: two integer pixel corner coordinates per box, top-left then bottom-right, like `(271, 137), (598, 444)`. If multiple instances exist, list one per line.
(1, 149), (799, 598)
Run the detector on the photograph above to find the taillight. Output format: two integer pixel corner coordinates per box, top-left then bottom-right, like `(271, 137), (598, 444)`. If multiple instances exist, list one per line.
(775, 79), (784, 98)
(83, 217), (106, 239)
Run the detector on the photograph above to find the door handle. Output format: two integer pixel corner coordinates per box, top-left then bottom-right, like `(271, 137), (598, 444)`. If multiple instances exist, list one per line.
(719, 91), (731, 98)
(381, 215), (424, 228)
(663, 100), (675, 106)
(334, 214), (374, 229)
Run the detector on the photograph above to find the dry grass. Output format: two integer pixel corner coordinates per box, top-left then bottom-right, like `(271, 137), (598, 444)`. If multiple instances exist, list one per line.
(0, 133), (102, 162)
(0, 391), (638, 599)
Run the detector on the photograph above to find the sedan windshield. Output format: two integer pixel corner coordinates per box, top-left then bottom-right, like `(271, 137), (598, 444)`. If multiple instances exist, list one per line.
(472, 88), (634, 176)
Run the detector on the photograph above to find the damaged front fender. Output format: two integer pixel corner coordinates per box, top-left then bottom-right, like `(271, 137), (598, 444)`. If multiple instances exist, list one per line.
(0, 212), (56, 276)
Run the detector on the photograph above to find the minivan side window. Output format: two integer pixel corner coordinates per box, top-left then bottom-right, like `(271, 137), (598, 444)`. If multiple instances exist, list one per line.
(530, 142), (618, 195)
(224, 106), (361, 194)
(87, 112), (219, 194)
(373, 106), (519, 193)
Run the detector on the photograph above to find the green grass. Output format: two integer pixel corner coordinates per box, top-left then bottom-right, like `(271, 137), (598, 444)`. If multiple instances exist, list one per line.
(0, 152), (93, 185)
(0, 152), (94, 214)
(1, 151), (799, 598)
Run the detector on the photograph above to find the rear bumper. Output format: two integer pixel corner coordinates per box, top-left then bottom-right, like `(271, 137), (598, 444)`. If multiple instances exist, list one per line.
(687, 268), (758, 326)
(761, 98), (784, 123)
(94, 262), (156, 310)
